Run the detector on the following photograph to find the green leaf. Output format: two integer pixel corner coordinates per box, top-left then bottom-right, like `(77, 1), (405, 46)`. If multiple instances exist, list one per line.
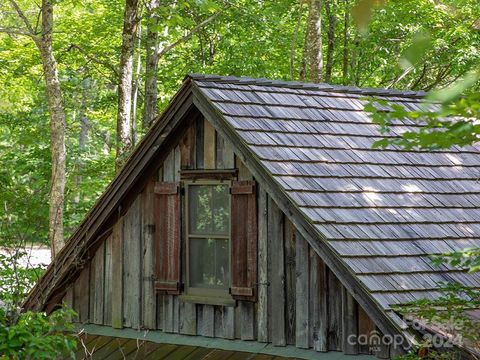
(351, 0), (386, 34)
(428, 70), (480, 104)
(400, 30), (432, 69)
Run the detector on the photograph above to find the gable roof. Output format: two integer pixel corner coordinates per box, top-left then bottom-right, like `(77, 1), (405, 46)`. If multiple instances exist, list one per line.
(190, 74), (480, 311)
(25, 74), (480, 349)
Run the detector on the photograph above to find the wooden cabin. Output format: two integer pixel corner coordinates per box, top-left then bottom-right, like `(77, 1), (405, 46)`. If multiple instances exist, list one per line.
(25, 74), (480, 359)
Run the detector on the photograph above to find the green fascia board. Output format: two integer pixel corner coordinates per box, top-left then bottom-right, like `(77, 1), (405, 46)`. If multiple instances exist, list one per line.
(77, 324), (376, 360)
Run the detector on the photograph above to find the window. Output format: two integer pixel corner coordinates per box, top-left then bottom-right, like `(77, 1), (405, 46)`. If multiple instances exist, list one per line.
(186, 181), (230, 296)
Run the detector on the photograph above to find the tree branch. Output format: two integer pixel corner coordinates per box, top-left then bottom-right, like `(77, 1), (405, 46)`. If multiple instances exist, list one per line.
(0, 26), (39, 40)
(67, 44), (119, 78)
(156, 6), (229, 58)
(8, 0), (36, 35)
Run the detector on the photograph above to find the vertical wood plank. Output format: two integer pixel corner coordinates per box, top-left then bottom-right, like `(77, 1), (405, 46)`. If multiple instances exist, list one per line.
(215, 133), (235, 169)
(74, 265), (90, 323)
(162, 295), (174, 333)
(156, 294), (164, 330)
(163, 150), (175, 182)
(92, 242), (105, 325)
(240, 302), (255, 340)
(195, 116), (204, 169)
(104, 235), (113, 326)
(89, 251), (96, 321)
(64, 286), (73, 308)
(234, 305), (241, 339)
(343, 287), (359, 355)
(237, 156), (253, 180)
(214, 306), (225, 338)
(158, 166), (163, 182)
(179, 301), (196, 335)
(374, 328), (390, 359)
(268, 198), (285, 346)
(328, 269), (343, 351)
(161, 150), (178, 333)
(142, 179), (156, 329)
(222, 139), (235, 168)
(216, 132), (225, 169)
(222, 306), (235, 339)
(358, 306), (376, 354)
(197, 304), (214, 337)
(204, 119), (216, 169)
(310, 250), (328, 352)
(257, 188), (268, 343)
(174, 145), (181, 181)
(111, 218), (123, 329)
(285, 220), (296, 345)
(295, 232), (309, 349)
(123, 196), (142, 329)
(173, 297), (180, 333)
(180, 123), (195, 170)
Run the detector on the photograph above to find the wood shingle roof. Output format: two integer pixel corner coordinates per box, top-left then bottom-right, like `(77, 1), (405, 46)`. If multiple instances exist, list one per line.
(190, 74), (480, 310)
(25, 74), (479, 353)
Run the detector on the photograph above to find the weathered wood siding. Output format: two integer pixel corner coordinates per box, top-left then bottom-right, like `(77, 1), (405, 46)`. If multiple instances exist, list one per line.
(69, 116), (387, 357)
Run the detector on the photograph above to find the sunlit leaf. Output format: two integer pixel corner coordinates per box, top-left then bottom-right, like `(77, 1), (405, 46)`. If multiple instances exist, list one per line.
(399, 30), (432, 69)
(428, 70), (480, 104)
(351, 0), (386, 33)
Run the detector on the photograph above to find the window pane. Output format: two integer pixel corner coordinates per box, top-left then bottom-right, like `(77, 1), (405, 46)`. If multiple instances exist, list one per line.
(189, 238), (229, 289)
(189, 184), (229, 235)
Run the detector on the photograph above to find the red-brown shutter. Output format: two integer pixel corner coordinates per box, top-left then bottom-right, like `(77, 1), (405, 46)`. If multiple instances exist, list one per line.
(154, 181), (181, 294)
(230, 180), (257, 301)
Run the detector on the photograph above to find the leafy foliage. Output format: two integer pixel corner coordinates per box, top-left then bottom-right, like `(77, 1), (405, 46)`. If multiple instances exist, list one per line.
(0, 307), (77, 360)
(0, 247), (78, 359)
(432, 248), (480, 273)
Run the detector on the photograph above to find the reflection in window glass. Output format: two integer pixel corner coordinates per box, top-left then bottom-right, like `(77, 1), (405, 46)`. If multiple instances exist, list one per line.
(189, 185), (229, 235)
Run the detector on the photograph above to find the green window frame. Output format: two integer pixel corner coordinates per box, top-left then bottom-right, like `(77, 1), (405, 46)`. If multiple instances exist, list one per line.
(185, 180), (231, 298)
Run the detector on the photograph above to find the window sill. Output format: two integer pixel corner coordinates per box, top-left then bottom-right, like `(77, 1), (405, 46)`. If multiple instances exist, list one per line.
(179, 294), (236, 307)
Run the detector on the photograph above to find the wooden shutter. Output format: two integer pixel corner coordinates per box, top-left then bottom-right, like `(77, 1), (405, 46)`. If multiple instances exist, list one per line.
(230, 180), (257, 301)
(154, 181), (181, 294)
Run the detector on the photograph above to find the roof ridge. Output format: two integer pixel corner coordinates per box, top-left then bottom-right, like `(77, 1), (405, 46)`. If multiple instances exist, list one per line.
(187, 73), (427, 99)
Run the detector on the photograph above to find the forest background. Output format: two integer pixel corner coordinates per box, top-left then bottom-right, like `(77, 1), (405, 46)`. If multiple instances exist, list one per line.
(0, 0), (479, 358)
(1, 0), (478, 253)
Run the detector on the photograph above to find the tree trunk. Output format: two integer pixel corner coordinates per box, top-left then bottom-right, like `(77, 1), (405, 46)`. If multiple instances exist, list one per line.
(142, 0), (160, 131)
(325, 0), (335, 83)
(74, 88), (89, 206)
(116, 0), (140, 171)
(35, 0), (66, 257)
(131, 17), (142, 146)
(306, 0), (323, 83)
(290, 1), (304, 80)
(299, 11), (310, 81)
(342, 0), (350, 85)
(351, 34), (361, 86)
